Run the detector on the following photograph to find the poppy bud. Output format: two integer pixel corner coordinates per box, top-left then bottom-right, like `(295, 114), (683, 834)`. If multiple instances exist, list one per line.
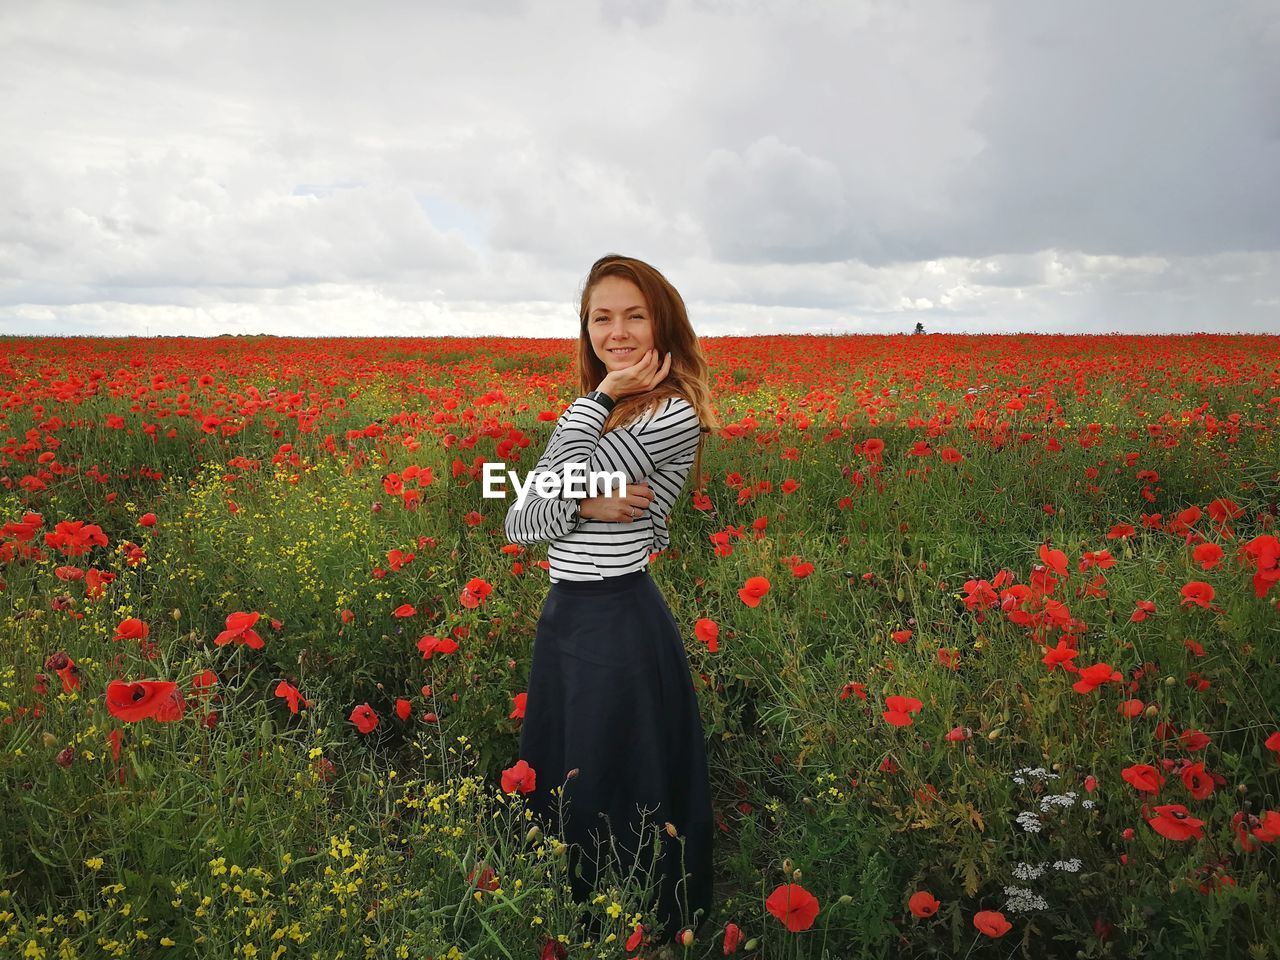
(56, 746), (75, 767)
(665, 822), (678, 838)
(1164, 675), (1177, 686)
(566, 768), (580, 781)
(552, 841), (568, 857)
(782, 858), (793, 873)
(171, 608), (182, 620)
(745, 938), (759, 951)
(792, 869), (802, 880)
(680, 928), (694, 947)
(526, 825), (541, 843)
(42, 732), (57, 748)
(838, 894), (853, 904)
(988, 727), (1003, 740)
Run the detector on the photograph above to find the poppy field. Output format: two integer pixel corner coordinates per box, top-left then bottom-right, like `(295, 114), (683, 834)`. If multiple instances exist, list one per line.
(2, 332), (1279, 959)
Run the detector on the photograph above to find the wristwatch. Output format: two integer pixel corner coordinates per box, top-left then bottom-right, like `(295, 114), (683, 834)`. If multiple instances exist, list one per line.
(584, 389), (616, 412)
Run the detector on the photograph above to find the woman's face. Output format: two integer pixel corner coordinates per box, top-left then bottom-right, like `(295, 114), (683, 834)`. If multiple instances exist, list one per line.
(587, 275), (655, 374)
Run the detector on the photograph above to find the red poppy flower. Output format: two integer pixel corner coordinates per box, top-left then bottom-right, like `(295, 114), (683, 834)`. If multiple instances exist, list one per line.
(765, 883), (820, 932)
(459, 577), (493, 608)
(722, 921), (744, 954)
(1117, 698), (1145, 718)
(840, 681), (868, 701)
(190, 669), (219, 697)
(152, 686), (188, 722)
(1038, 544), (1069, 577)
(1180, 762), (1215, 800)
(107, 728), (123, 763)
(883, 695), (923, 727)
(974, 910), (1011, 938)
(105, 679), (178, 723)
(1240, 535), (1280, 598)
(112, 617), (149, 642)
(1179, 728), (1211, 751)
(738, 576), (771, 608)
(1041, 639), (1079, 672)
(501, 758), (536, 794)
(1265, 731), (1280, 758)
(416, 634), (460, 659)
(908, 891), (940, 918)
(1121, 763), (1165, 794)
(623, 923), (645, 952)
(274, 680), (305, 714)
(349, 703), (379, 734)
(1147, 804), (1205, 841)
(1192, 543), (1224, 570)
(695, 618), (720, 652)
(214, 611), (265, 650)
(509, 692), (526, 720)
(395, 697), (412, 721)
(1179, 581), (1215, 609)
(1071, 662), (1121, 694)
(1130, 599), (1156, 622)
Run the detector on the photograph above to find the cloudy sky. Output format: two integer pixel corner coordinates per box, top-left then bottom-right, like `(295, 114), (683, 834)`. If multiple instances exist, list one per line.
(2, 0), (1278, 337)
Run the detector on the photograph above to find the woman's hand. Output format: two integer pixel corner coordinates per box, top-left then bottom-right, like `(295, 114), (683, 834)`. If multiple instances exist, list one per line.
(599, 348), (672, 400)
(578, 481), (654, 523)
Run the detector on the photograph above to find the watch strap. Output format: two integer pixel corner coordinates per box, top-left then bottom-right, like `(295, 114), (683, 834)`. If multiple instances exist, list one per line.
(585, 389), (616, 412)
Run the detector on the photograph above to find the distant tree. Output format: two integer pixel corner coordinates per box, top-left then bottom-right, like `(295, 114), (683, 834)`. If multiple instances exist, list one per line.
(913, 322), (925, 335)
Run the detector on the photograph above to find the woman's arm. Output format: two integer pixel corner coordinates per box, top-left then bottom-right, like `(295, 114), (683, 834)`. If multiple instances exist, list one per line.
(502, 396), (610, 546)
(502, 395), (703, 547)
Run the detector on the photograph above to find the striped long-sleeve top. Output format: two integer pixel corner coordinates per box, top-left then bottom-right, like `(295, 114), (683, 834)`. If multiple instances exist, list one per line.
(503, 393), (704, 582)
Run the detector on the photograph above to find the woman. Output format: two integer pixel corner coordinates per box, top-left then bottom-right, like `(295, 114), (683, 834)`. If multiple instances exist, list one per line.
(505, 254), (719, 949)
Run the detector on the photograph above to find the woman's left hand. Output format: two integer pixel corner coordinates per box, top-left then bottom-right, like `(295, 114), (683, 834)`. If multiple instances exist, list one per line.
(599, 349), (671, 400)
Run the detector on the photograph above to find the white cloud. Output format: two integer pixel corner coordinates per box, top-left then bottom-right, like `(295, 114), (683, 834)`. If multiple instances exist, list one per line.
(0, 0), (1276, 336)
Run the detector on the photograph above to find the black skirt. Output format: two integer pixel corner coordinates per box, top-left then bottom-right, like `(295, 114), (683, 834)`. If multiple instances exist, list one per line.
(519, 567), (714, 944)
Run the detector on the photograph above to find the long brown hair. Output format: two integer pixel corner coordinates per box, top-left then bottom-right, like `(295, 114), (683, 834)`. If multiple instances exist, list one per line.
(574, 254), (719, 493)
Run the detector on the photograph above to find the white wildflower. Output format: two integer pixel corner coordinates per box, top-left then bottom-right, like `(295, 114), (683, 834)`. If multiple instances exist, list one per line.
(1012, 767), (1059, 786)
(1038, 791), (1079, 813)
(1003, 885), (1049, 913)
